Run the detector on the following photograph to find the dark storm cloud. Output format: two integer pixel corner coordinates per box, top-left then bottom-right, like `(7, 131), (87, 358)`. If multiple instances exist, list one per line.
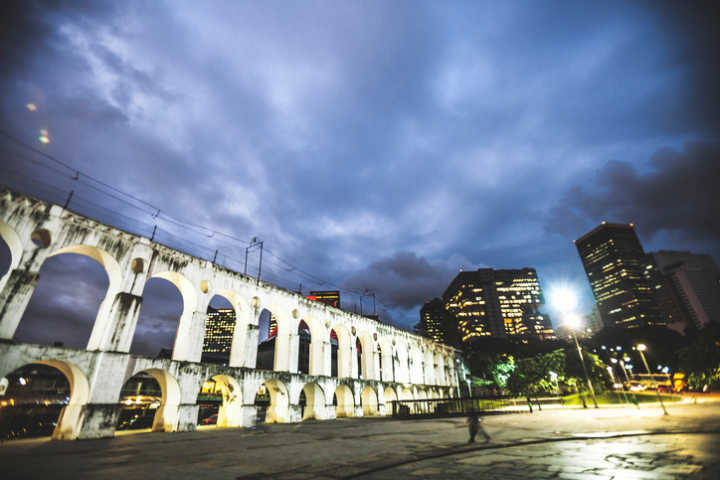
(344, 251), (480, 312)
(643, 0), (720, 136)
(1, 0), (718, 336)
(546, 142), (720, 256)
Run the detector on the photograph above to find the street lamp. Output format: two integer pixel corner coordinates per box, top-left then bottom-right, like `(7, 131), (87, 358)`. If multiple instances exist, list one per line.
(551, 288), (598, 409)
(636, 344), (651, 374)
(636, 344), (668, 415)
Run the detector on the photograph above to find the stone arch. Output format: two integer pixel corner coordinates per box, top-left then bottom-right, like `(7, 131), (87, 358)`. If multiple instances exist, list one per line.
(435, 352), (446, 386)
(408, 343), (423, 384)
(48, 244), (123, 289)
(297, 319), (311, 374)
(334, 383), (354, 418)
(356, 331), (376, 380)
(423, 348), (435, 385)
(255, 307), (281, 370)
(330, 324), (352, 378)
(255, 379), (289, 423)
(196, 374), (243, 428)
(120, 368), (181, 432)
(360, 385), (378, 416)
(299, 382), (327, 421)
(296, 315), (325, 376)
(0, 220), (22, 293)
(200, 293), (239, 365)
(16, 245), (115, 348)
(377, 337), (394, 382)
(135, 271), (198, 361)
(416, 388), (428, 400)
(395, 342), (410, 383)
(382, 385), (399, 416)
(1, 360), (90, 440)
(399, 386), (414, 401)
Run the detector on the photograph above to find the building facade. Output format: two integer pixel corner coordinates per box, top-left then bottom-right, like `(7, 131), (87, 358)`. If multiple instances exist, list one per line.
(575, 223), (662, 329)
(645, 251), (720, 328)
(442, 268), (553, 343)
(201, 307), (236, 363)
(417, 298), (461, 347)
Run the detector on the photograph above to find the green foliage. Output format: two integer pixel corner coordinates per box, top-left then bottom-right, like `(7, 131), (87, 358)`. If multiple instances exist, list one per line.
(505, 349), (565, 396)
(678, 325), (720, 390)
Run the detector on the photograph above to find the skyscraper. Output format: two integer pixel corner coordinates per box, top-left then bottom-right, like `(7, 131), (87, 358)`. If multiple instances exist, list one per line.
(442, 268), (552, 343)
(417, 298), (460, 346)
(574, 222), (662, 329)
(645, 251), (720, 328)
(202, 307), (236, 362)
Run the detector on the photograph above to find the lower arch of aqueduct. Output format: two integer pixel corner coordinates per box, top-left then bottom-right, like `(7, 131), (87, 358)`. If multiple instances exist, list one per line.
(0, 189), (461, 439)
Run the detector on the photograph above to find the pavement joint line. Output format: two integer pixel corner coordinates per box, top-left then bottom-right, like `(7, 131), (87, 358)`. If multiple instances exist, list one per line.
(341, 429), (720, 479)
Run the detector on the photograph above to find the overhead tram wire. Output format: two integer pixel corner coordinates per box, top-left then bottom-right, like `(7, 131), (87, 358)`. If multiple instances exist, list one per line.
(1, 130), (398, 322)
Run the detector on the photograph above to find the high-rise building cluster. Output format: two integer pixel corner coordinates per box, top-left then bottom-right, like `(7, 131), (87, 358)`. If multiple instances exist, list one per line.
(575, 222), (720, 330)
(417, 267), (555, 347)
(201, 307), (236, 363)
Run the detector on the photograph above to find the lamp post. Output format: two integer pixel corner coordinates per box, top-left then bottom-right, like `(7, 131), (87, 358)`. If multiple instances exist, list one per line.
(569, 323), (598, 409)
(636, 344), (651, 374)
(636, 344), (668, 415)
(550, 287), (598, 409)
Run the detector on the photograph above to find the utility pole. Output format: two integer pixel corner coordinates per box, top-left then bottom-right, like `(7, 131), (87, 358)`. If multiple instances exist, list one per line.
(244, 237), (264, 284)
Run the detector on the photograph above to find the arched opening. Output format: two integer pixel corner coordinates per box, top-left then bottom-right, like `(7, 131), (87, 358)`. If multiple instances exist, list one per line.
(117, 369), (180, 433)
(201, 295), (236, 365)
(330, 329), (339, 377)
(378, 338), (394, 382)
(377, 344), (383, 380)
(253, 380), (288, 423)
(0, 360), (90, 440)
(382, 386), (398, 416)
(132, 277), (185, 357)
(1, 363), (69, 440)
(299, 382), (326, 421)
(330, 324), (352, 378)
(0, 229), (11, 284)
(435, 353), (445, 386)
(298, 320), (311, 375)
(356, 337), (363, 379)
(15, 252), (111, 348)
(256, 309), (277, 370)
(361, 385), (378, 416)
(334, 384), (354, 418)
(356, 332), (375, 380)
(196, 375), (242, 428)
(424, 349), (435, 385)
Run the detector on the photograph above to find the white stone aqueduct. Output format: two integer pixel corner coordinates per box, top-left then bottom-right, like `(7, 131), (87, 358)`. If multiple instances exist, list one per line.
(0, 189), (461, 439)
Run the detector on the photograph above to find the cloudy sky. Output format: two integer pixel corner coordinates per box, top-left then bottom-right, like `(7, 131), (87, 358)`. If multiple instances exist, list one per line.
(1, 1), (718, 354)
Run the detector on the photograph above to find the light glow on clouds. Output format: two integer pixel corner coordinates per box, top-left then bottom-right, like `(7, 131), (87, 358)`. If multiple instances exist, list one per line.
(1, 0), (717, 340)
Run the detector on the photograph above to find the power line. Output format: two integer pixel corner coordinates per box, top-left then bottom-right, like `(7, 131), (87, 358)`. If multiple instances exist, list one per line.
(0, 131), (398, 321)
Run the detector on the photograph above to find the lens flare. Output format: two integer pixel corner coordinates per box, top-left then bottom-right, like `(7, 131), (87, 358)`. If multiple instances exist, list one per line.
(38, 129), (50, 144)
(26, 103), (37, 111)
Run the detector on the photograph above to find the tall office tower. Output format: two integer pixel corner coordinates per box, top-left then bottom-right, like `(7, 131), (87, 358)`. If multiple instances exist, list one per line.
(202, 307), (236, 362)
(418, 298), (461, 346)
(493, 268), (547, 339)
(646, 251), (720, 328)
(584, 305), (604, 334)
(442, 268), (552, 343)
(574, 222), (662, 329)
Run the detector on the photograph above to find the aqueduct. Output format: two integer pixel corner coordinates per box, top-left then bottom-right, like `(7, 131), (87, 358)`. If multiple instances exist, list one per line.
(0, 188), (461, 439)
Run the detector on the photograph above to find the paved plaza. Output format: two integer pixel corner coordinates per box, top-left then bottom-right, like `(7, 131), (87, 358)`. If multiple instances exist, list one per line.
(2, 401), (720, 479)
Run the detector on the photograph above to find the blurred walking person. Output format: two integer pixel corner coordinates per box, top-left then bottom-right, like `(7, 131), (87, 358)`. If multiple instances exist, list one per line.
(467, 411), (490, 443)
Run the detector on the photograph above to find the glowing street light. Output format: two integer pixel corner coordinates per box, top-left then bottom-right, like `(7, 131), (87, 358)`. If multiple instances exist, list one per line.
(636, 343), (651, 374)
(551, 286), (598, 409)
(636, 344), (668, 415)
